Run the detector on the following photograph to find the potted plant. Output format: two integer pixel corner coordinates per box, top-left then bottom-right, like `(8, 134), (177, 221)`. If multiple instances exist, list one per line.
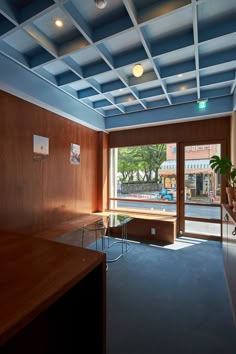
(209, 155), (236, 207)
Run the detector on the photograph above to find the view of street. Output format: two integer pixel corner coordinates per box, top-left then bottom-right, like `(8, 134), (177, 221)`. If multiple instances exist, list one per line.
(116, 199), (220, 219)
(111, 143), (222, 237)
(112, 192), (221, 237)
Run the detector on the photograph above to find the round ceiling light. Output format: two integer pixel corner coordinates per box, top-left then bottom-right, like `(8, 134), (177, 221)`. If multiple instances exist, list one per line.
(55, 19), (63, 28)
(132, 64), (144, 78)
(95, 0), (107, 9)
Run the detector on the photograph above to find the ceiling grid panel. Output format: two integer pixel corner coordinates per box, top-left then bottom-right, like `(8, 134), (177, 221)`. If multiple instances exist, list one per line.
(123, 0), (171, 105)
(192, 0), (200, 99)
(0, 0), (235, 127)
(61, 0), (138, 115)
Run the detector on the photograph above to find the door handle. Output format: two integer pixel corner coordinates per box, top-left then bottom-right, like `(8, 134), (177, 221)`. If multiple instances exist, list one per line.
(232, 227), (236, 236)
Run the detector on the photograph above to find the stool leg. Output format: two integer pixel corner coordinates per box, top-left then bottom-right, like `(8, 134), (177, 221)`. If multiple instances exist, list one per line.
(101, 229), (104, 251)
(102, 227), (107, 251)
(82, 228), (85, 248)
(95, 230), (98, 250)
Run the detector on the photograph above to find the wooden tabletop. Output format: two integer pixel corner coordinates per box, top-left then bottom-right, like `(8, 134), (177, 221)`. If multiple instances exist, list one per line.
(0, 232), (105, 346)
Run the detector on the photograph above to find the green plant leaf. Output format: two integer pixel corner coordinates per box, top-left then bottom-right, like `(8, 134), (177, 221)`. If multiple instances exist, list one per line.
(209, 155), (235, 187)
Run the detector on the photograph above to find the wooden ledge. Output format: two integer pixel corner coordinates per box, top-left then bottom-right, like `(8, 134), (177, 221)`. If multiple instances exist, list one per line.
(94, 210), (176, 223)
(33, 214), (102, 241)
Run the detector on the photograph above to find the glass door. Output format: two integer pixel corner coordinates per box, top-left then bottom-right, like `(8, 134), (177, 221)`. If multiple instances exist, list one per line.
(179, 143), (222, 239)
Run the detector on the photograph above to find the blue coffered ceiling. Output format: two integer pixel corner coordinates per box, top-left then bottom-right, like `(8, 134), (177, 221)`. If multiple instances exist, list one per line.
(0, 0), (235, 131)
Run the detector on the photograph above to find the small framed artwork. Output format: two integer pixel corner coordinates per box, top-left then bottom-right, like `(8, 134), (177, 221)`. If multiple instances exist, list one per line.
(70, 143), (80, 164)
(33, 135), (49, 161)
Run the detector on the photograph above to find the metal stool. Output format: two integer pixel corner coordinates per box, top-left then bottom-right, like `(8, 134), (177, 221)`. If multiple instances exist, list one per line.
(81, 219), (107, 251)
(81, 219), (109, 271)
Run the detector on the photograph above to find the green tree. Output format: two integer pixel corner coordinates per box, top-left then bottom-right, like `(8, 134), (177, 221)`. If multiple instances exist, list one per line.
(118, 144), (166, 182)
(118, 148), (138, 182)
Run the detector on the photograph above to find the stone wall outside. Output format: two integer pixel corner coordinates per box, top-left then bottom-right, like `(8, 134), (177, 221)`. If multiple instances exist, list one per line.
(121, 182), (162, 194)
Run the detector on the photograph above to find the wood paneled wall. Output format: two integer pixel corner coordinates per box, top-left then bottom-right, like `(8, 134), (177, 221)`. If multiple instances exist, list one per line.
(97, 132), (109, 212)
(109, 116), (231, 148)
(0, 91), (98, 235)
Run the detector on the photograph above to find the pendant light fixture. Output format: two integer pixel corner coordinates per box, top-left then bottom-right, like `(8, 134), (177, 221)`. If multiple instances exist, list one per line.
(95, 0), (107, 9)
(132, 63), (144, 78)
(55, 19), (63, 28)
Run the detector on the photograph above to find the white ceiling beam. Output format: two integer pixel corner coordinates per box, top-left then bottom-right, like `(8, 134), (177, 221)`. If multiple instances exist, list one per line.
(123, 0), (172, 105)
(192, 0), (200, 99)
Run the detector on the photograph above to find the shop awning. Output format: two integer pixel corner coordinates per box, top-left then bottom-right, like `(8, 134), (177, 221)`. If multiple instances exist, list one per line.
(159, 159), (212, 174)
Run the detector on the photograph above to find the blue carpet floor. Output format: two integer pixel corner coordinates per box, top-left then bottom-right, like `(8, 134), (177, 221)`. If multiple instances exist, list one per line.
(57, 234), (236, 354)
(102, 237), (236, 354)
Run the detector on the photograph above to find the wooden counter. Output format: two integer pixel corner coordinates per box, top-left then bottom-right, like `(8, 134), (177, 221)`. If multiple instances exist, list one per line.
(0, 232), (106, 353)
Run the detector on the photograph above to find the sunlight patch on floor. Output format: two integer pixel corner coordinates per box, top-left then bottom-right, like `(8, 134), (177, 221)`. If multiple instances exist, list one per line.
(149, 236), (208, 250)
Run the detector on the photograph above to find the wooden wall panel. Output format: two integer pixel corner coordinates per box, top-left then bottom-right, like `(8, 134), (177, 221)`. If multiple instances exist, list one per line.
(0, 90), (98, 235)
(109, 117), (231, 147)
(1, 129), (44, 234)
(97, 132), (109, 212)
(76, 124), (98, 213)
(42, 135), (76, 229)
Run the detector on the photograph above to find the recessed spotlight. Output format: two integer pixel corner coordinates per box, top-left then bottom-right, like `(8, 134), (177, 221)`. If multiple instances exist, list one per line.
(95, 0), (107, 9)
(132, 64), (144, 78)
(55, 19), (63, 28)
(177, 74), (183, 78)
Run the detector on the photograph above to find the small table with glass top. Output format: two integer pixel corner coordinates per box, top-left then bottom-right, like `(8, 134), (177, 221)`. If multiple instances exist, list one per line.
(106, 214), (133, 262)
(82, 214), (133, 263)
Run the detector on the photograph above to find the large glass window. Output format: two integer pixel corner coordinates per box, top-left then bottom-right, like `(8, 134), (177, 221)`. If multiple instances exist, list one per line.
(109, 143), (176, 214)
(182, 143), (221, 238)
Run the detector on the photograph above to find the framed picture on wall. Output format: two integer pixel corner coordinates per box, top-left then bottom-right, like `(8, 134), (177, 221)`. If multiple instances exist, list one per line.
(33, 135), (49, 161)
(70, 143), (80, 164)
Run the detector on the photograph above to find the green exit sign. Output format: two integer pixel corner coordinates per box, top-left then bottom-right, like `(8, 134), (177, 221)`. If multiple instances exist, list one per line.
(197, 100), (208, 109)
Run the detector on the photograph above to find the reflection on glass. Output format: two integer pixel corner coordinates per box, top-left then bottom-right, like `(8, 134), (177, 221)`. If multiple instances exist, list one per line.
(185, 220), (221, 237)
(110, 200), (176, 214)
(184, 144), (221, 205)
(185, 205), (221, 220)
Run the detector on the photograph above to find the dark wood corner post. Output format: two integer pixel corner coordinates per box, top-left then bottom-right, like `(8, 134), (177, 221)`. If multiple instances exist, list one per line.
(97, 132), (109, 212)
